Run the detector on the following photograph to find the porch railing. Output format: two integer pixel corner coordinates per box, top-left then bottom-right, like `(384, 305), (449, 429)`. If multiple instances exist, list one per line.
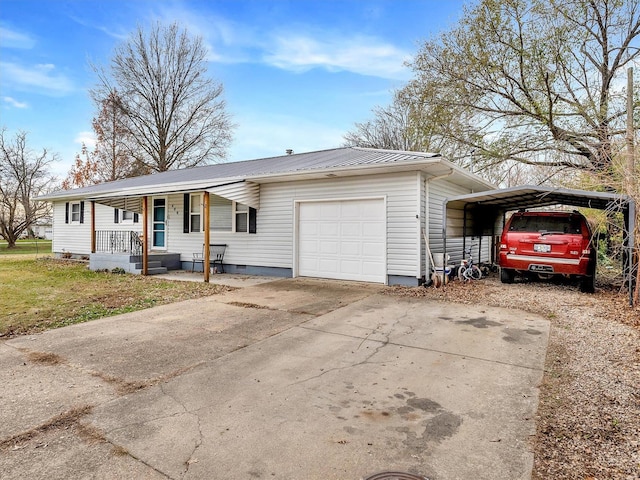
(95, 231), (143, 255)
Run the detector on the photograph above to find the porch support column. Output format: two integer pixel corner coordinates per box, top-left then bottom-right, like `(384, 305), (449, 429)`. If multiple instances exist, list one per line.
(203, 191), (210, 283)
(90, 201), (96, 253)
(142, 196), (148, 276)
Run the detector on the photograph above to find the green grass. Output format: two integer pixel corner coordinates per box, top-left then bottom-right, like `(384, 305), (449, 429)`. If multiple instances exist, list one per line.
(0, 239), (52, 255)
(0, 256), (230, 337)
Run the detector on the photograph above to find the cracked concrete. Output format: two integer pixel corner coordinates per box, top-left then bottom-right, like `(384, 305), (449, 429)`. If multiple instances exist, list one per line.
(1, 278), (549, 480)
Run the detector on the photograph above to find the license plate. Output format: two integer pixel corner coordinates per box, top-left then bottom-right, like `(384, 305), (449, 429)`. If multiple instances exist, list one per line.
(534, 244), (551, 253)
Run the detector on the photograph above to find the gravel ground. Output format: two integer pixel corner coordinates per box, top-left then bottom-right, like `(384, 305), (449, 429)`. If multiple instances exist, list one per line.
(386, 274), (639, 480)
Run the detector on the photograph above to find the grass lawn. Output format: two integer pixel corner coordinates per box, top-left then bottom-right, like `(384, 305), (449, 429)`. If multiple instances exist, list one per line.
(0, 239), (52, 255)
(0, 256), (230, 337)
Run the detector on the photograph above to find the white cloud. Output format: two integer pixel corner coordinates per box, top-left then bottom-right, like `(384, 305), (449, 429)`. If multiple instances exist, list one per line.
(263, 33), (412, 80)
(74, 131), (97, 149)
(146, 5), (411, 79)
(0, 61), (74, 96)
(0, 26), (36, 49)
(151, 5), (256, 64)
(2, 96), (28, 108)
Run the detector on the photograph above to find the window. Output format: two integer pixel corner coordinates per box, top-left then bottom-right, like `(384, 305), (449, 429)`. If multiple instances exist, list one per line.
(70, 203), (81, 223)
(190, 194), (201, 232)
(234, 202), (249, 233)
(114, 209), (139, 224)
(65, 201), (84, 224)
(207, 197), (256, 233)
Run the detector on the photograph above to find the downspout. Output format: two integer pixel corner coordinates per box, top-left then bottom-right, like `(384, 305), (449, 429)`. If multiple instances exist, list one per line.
(426, 169), (454, 275)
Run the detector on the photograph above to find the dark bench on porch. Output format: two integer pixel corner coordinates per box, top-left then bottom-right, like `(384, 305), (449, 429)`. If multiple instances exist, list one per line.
(192, 244), (227, 273)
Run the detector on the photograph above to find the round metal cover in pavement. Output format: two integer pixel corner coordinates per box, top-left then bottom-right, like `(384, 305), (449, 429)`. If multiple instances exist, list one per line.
(363, 473), (429, 480)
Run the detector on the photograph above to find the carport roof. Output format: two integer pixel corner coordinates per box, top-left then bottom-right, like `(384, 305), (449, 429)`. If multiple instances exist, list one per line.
(445, 184), (632, 212)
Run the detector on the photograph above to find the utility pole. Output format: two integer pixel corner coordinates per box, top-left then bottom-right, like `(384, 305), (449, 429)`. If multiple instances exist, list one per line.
(627, 67), (635, 192)
(627, 67), (639, 305)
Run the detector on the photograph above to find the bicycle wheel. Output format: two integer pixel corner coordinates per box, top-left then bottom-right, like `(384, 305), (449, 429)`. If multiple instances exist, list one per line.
(457, 266), (468, 281)
(469, 265), (482, 280)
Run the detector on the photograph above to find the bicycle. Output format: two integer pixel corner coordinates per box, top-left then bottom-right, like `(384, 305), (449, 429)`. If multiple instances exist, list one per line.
(458, 246), (482, 281)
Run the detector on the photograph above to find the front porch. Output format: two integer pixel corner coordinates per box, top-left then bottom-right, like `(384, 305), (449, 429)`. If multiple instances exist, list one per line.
(91, 229), (180, 275)
(90, 252), (182, 275)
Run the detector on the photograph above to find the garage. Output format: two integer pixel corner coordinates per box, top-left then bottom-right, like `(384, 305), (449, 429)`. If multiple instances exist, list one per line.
(297, 198), (386, 283)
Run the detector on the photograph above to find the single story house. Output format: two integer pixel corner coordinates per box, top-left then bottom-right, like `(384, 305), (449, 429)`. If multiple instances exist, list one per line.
(38, 147), (495, 286)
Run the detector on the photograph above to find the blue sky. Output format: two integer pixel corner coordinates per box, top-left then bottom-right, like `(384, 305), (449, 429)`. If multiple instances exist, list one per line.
(1, 0), (468, 178)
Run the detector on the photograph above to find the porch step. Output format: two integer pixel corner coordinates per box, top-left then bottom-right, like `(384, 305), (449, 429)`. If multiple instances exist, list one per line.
(134, 260), (162, 269)
(90, 252), (180, 275)
(147, 266), (168, 275)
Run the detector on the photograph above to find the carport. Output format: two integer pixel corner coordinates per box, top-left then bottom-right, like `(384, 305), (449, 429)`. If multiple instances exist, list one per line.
(443, 185), (637, 305)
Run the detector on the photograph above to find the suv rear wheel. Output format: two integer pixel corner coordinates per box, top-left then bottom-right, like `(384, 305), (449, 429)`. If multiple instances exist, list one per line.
(500, 267), (515, 284)
(579, 257), (596, 293)
(580, 275), (595, 293)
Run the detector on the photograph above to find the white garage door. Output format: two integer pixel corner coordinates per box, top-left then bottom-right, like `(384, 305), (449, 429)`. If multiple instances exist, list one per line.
(298, 199), (386, 283)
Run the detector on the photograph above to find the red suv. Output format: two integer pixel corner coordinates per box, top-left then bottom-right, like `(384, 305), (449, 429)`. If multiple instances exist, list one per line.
(499, 211), (596, 292)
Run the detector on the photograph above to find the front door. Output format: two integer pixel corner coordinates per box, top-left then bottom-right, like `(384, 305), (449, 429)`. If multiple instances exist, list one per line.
(152, 198), (166, 249)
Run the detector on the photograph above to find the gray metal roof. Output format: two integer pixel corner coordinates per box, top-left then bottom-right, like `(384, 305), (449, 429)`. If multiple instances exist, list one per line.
(446, 185), (633, 212)
(39, 147), (493, 200)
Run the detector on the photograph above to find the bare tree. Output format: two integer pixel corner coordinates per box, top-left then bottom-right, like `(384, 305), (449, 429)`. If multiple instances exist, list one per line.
(94, 22), (234, 172)
(343, 88), (450, 153)
(408, 0), (639, 184)
(92, 89), (147, 181)
(0, 129), (56, 248)
(61, 143), (99, 189)
(62, 90), (148, 189)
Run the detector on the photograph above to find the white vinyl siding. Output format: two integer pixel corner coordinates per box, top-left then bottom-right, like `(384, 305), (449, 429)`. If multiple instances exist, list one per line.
(52, 201), (140, 255)
(428, 180), (469, 266)
(162, 172), (419, 278)
(428, 180), (491, 266)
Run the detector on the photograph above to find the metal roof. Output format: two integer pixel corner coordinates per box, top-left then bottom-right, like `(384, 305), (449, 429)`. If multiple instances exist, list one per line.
(446, 184), (632, 212)
(39, 147), (494, 201)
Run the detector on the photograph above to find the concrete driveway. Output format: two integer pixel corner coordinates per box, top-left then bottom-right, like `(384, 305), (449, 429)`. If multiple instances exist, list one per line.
(0, 278), (549, 480)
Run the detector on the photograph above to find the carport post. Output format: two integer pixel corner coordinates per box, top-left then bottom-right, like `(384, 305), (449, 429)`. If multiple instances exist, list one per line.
(203, 192), (210, 283)
(626, 200), (637, 306)
(442, 201), (448, 274)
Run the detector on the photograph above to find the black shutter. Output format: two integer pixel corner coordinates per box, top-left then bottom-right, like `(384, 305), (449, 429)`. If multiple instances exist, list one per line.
(183, 194), (190, 233)
(65, 202), (69, 224)
(133, 213), (139, 223)
(249, 207), (257, 234)
(114, 208), (120, 223)
(79, 201), (85, 224)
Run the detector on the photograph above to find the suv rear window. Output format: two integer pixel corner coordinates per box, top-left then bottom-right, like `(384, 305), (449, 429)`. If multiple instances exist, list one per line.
(508, 215), (583, 234)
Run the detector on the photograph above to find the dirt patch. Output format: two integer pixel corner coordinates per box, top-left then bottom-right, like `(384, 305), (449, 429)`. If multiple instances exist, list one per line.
(0, 405), (93, 450)
(386, 276), (640, 479)
(90, 362), (204, 396)
(25, 350), (65, 365)
(226, 301), (276, 310)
